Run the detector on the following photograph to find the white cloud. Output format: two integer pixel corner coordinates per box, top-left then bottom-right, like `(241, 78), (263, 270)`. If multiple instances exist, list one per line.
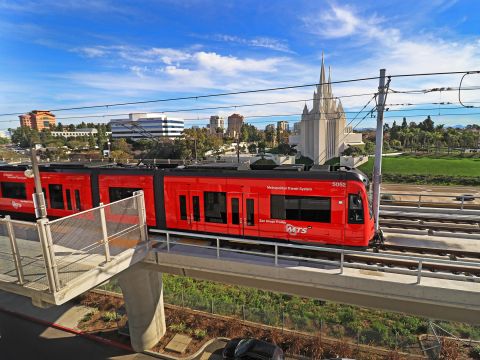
(194, 51), (283, 75)
(210, 34), (293, 53)
(75, 46), (108, 58)
(141, 48), (192, 65)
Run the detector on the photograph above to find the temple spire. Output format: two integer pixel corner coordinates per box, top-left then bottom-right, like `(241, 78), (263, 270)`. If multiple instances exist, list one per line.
(318, 51), (325, 92)
(303, 103), (309, 114)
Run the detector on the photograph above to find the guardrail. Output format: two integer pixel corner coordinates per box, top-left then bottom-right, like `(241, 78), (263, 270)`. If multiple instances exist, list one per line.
(150, 229), (480, 284)
(0, 191), (148, 295)
(381, 192), (479, 210)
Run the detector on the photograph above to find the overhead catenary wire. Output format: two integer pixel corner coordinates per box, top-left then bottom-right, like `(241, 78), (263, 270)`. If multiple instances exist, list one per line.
(1, 69), (479, 117)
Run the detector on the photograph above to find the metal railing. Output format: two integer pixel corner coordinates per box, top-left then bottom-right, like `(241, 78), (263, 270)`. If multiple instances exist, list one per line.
(150, 229), (480, 284)
(381, 193), (480, 210)
(0, 191), (148, 294)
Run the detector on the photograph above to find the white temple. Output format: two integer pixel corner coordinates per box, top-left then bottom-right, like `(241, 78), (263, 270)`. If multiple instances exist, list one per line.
(297, 54), (363, 164)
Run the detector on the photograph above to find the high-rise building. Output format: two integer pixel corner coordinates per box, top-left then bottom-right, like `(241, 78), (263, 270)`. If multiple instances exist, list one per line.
(299, 54), (363, 164)
(209, 115), (224, 134)
(227, 113), (244, 138)
(109, 113), (184, 139)
(265, 124), (276, 132)
(19, 110), (56, 131)
(293, 122), (301, 134)
(277, 121), (289, 132)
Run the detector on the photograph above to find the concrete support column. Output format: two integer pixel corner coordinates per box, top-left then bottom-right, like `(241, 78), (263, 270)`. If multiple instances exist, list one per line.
(118, 264), (166, 352)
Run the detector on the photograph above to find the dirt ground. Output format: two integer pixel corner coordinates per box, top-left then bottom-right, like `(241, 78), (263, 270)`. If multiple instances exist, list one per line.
(75, 292), (434, 360)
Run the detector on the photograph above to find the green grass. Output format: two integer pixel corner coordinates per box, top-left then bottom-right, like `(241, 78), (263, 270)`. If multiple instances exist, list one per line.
(358, 156), (480, 178)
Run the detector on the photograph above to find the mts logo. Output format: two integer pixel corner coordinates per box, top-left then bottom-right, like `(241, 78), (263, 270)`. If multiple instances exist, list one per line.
(286, 224), (308, 235)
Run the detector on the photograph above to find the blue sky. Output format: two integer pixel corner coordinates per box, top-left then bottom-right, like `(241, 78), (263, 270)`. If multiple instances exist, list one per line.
(0, 0), (479, 130)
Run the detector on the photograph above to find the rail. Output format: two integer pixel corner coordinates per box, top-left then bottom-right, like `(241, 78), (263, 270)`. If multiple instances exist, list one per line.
(150, 229), (480, 284)
(381, 192), (480, 210)
(0, 191), (148, 298)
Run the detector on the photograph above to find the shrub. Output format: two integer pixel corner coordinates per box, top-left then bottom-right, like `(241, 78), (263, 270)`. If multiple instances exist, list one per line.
(101, 311), (118, 322)
(470, 345), (480, 360)
(193, 329), (207, 339)
(80, 311), (96, 323)
(169, 323), (187, 333)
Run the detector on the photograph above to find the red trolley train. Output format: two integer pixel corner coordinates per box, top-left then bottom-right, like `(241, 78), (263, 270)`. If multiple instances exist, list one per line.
(0, 164), (375, 248)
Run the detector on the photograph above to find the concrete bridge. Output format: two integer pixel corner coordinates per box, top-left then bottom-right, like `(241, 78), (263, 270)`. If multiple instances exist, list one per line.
(0, 197), (479, 352)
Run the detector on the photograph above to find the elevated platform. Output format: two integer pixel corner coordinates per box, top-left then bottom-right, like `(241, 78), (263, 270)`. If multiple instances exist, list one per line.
(147, 230), (480, 325)
(0, 192), (149, 306)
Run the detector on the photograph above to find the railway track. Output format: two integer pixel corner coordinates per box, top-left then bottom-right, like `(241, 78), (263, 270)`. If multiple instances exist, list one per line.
(380, 219), (480, 234)
(151, 233), (480, 280)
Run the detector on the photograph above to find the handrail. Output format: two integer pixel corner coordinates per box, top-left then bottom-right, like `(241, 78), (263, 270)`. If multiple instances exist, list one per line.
(150, 229), (480, 285)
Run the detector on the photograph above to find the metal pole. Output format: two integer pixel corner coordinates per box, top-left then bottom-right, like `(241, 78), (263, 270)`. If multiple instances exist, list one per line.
(372, 69), (387, 232)
(216, 238), (220, 259)
(134, 191), (147, 243)
(5, 216), (25, 285)
(30, 147), (47, 219)
(416, 259), (423, 284)
(37, 219), (56, 293)
(44, 221), (60, 290)
(237, 135), (240, 163)
(99, 203), (111, 262)
(340, 250), (345, 274)
(274, 245), (278, 266)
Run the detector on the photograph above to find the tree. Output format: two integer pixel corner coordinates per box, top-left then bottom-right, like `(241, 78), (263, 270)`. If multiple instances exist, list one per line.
(419, 116), (434, 132)
(88, 135), (96, 149)
(10, 127), (40, 147)
(401, 117), (408, 129)
(112, 138), (132, 153)
(248, 143), (257, 154)
(276, 143), (296, 155)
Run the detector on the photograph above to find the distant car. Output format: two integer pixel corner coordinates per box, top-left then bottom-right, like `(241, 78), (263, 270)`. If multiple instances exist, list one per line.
(455, 194), (475, 202)
(222, 338), (284, 360)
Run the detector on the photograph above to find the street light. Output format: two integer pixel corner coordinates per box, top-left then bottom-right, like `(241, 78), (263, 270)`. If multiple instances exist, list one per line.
(29, 146), (47, 219)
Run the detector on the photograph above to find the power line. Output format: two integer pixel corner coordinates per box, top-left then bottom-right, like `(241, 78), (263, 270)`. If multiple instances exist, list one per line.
(1, 69), (479, 117)
(389, 85), (480, 95)
(316, 94), (379, 164)
(0, 76), (382, 117)
(389, 70), (480, 78)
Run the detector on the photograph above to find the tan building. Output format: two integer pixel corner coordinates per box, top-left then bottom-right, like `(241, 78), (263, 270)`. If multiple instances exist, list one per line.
(19, 110), (56, 131)
(209, 115), (224, 134)
(227, 113), (244, 138)
(277, 121), (289, 132)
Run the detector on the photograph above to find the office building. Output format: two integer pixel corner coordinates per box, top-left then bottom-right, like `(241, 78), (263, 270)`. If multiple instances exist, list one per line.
(109, 113), (184, 139)
(227, 113), (244, 138)
(209, 115), (224, 134)
(277, 121), (289, 132)
(19, 110), (56, 131)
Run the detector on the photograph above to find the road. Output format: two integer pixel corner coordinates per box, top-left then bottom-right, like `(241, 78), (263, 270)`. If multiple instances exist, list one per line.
(0, 311), (153, 360)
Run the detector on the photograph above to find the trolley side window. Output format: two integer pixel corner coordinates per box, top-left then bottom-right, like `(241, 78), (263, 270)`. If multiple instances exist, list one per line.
(271, 195), (331, 223)
(66, 189), (72, 210)
(49, 184), (64, 209)
(348, 194), (364, 224)
(1, 182), (27, 200)
(108, 187), (141, 215)
(192, 196), (200, 222)
(74, 190), (81, 211)
(204, 191), (227, 224)
(109, 187), (141, 202)
(231, 198), (240, 225)
(246, 198), (255, 226)
(179, 195), (187, 220)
